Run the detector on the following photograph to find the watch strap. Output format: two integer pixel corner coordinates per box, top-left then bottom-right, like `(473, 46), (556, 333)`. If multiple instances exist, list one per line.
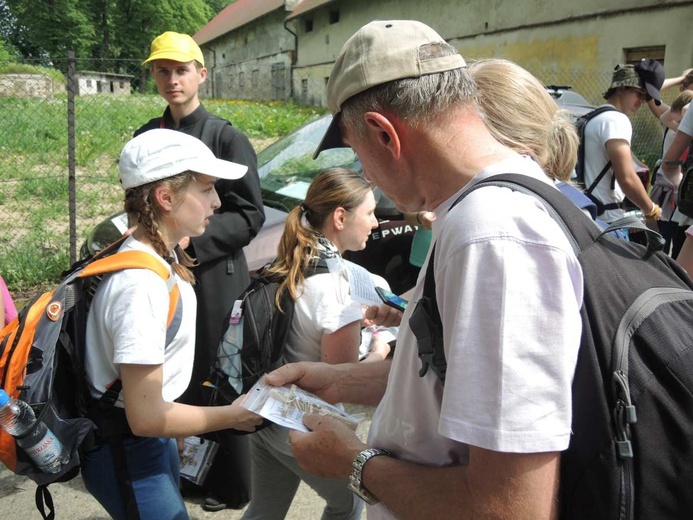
(347, 447), (391, 505)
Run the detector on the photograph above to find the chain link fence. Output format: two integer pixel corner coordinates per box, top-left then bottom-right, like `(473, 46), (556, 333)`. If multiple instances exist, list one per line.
(0, 55), (671, 293)
(0, 55), (156, 292)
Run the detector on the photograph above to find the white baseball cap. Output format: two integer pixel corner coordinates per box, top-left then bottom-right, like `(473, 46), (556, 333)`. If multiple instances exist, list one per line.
(119, 129), (248, 189)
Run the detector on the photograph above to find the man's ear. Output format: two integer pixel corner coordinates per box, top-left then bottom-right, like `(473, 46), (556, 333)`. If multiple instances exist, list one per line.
(198, 66), (208, 84)
(153, 184), (174, 212)
(363, 112), (401, 159)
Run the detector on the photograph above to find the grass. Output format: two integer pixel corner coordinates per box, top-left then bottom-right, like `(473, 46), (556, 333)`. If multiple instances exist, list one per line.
(0, 93), (326, 295)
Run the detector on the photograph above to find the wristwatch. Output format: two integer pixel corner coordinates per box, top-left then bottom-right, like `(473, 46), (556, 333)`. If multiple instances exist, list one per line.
(347, 447), (391, 505)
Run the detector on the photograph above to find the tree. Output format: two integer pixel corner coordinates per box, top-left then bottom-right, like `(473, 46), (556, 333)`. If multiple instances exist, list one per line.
(0, 0), (47, 63)
(206, 0), (235, 16)
(6, 0), (95, 67)
(5, 0), (213, 71)
(110, 0), (212, 90)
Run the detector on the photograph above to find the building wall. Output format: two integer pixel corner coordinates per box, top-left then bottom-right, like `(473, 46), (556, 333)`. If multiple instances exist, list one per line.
(199, 9), (296, 100)
(76, 75), (131, 96)
(0, 74), (56, 98)
(288, 0), (693, 107)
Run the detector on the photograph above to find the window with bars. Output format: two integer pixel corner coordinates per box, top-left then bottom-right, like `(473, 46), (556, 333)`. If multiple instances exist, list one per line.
(625, 46), (665, 66)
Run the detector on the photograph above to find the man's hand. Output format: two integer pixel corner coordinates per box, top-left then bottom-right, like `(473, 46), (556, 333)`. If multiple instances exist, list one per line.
(264, 362), (343, 404)
(363, 303), (402, 328)
(289, 413), (367, 479)
(265, 361), (391, 407)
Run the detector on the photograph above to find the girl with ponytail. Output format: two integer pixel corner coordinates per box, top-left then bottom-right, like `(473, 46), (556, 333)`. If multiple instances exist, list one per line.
(241, 167), (390, 520)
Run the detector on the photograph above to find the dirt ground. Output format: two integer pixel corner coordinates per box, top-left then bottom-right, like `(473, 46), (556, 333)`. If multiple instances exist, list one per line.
(0, 404), (373, 519)
(0, 466), (351, 520)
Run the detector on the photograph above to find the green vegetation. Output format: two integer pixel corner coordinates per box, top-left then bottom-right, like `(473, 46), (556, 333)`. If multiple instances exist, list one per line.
(0, 62), (65, 86)
(0, 94), (326, 294)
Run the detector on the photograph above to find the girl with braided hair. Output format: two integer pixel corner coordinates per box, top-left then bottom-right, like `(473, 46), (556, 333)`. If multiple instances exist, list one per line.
(81, 129), (262, 520)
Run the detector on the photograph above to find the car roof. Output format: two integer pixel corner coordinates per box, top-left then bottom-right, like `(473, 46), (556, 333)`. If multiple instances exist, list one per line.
(545, 85), (594, 116)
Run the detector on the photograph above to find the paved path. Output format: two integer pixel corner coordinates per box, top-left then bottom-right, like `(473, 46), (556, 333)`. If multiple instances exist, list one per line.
(0, 466), (340, 519)
(0, 404), (373, 519)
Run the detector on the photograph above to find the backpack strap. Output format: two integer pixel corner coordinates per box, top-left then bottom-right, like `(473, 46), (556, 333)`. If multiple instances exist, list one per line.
(413, 173), (665, 383)
(78, 250), (181, 328)
(584, 160), (613, 195)
(579, 106), (619, 195)
(34, 484), (55, 520)
(411, 243), (446, 382)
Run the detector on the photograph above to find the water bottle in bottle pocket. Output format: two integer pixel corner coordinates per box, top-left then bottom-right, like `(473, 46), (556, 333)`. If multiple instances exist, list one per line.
(0, 389), (69, 474)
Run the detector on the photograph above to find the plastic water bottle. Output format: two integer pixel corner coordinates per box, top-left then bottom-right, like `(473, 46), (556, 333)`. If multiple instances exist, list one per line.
(0, 389), (69, 474)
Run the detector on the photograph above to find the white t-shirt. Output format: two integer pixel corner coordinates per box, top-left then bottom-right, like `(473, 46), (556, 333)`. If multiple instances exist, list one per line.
(85, 236), (197, 406)
(584, 105), (632, 223)
(367, 157), (583, 519)
(283, 260), (364, 363)
(670, 107), (693, 225)
(680, 105), (693, 137)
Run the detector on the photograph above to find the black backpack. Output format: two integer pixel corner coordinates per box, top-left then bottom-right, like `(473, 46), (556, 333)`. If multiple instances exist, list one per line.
(410, 174), (693, 519)
(675, 141), (693, 218)
(203, 259), (329, 425)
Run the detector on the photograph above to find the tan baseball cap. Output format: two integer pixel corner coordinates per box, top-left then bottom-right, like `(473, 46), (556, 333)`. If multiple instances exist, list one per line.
(313, 20), (466, 159)
(142, 31), (205, 67)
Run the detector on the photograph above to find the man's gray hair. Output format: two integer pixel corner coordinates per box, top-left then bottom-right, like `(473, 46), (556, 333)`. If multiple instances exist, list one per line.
(340, 42), (477, 136)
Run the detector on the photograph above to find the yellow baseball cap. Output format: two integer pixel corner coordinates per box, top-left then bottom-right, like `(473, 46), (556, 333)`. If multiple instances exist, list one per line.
(142, 31), (205, 67)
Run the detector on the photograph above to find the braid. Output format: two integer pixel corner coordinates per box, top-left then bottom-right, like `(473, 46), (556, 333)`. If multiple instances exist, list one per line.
(123, 174), (197, 284)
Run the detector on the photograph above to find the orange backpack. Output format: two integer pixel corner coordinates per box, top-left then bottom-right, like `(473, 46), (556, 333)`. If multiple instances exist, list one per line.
(0, 238), (180, 518)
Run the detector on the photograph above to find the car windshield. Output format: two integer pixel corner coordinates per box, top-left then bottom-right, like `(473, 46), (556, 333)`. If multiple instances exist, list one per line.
(257, 116), (359, 210)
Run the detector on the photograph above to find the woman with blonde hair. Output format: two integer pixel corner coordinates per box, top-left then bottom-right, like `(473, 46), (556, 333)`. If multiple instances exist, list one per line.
(241, 167), (389, 520)
(469, 58), (579, 181)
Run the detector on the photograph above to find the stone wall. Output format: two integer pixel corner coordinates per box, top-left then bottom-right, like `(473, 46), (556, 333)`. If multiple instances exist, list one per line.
(0, 73), (60, 98)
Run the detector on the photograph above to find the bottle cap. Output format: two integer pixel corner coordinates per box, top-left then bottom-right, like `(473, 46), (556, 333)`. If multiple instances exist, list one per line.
(0, 389), (9, 407)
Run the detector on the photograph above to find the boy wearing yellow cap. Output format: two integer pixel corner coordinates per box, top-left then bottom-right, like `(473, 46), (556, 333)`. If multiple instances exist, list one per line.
(136, 31), (265, 512)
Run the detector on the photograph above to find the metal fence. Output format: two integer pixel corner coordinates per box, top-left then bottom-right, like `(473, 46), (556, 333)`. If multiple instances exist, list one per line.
(0, 55), (672, 291)
(0, 54), (150, 291)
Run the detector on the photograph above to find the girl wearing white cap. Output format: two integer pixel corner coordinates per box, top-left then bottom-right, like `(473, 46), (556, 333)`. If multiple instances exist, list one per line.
(80, 129), (262, 520)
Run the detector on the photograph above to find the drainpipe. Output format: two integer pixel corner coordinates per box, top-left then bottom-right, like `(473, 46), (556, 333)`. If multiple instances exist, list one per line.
(204, 45), (217, 98)
(283, 18), (298, 101)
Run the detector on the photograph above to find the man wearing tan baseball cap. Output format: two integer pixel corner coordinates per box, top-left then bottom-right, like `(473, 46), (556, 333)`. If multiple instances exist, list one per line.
(135, 30), (264, 512)
(269, 19), (582, 520)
